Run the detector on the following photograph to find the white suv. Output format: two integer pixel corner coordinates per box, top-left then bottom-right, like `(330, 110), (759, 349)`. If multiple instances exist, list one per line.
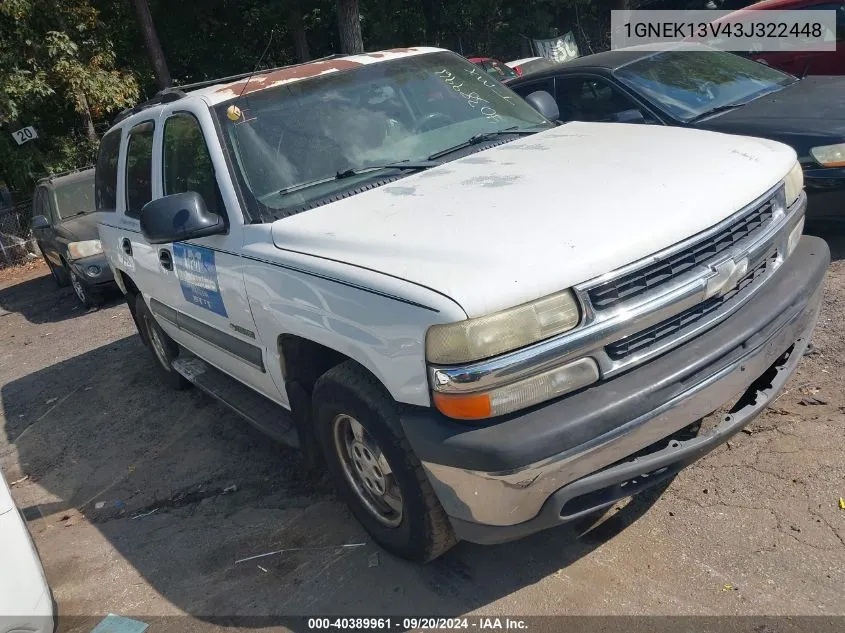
(96, 46), (827, 561)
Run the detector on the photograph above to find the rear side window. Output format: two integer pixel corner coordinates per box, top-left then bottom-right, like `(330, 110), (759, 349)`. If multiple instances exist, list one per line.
(125, 120), (155, 218)
(95, 129), (122, 212)
(163, 113), (223, 215)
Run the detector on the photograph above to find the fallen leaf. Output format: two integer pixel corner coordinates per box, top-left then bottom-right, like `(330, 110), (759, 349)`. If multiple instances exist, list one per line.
(839, 497), (845, 510)
(798, 397), (827, 406)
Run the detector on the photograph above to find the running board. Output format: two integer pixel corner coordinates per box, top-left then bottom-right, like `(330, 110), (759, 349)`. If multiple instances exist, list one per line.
(172, 354), (299, 448)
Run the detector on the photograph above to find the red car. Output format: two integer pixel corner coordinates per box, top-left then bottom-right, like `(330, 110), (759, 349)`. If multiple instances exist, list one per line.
(718, 0), (845, 75)
(467, 57), (519, 83)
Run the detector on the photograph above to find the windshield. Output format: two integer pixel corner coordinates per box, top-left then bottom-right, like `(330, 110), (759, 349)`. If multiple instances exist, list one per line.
(53, 175), (95, 220)
(482, 60), (519, 80)
(215, 51), (550, 216)
(615, 49), (797, 122)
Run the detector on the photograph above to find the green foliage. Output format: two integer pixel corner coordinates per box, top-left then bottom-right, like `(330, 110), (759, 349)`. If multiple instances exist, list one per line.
(0, 0), (138, 191)
(0, 0), (646, 195)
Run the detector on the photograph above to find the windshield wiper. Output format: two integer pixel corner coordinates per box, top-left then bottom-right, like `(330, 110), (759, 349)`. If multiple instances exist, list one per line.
(688, 102), (749, 123)
(277, 161), (439, 196)
(427, 126), (544, 160)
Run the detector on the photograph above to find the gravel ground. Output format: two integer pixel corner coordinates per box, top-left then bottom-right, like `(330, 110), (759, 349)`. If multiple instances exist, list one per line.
(0, 236), (844, 631)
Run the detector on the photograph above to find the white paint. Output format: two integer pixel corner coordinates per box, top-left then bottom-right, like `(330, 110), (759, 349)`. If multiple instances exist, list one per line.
(0, 471), (54, 631)
(270, 121), (796, 317)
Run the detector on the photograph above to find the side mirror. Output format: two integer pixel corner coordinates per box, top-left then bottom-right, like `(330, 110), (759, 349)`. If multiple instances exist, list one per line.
(31, 215), (50, 230)
(611, 109), (646, 124)
(140, 192), (225, 245)
(524, 90), (560, 122)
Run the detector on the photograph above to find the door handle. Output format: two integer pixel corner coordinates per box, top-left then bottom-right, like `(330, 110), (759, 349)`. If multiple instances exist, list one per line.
(121, 238), (132, 256)
(159, 249), (173, 271)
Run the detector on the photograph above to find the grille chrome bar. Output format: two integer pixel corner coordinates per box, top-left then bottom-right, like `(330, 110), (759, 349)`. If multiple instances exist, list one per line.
(588, 195), (776, 311)
(429, 187), (804, 395)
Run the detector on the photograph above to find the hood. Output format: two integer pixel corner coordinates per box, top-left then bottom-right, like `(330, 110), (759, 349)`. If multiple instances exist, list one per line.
(698, 77), (845, 144)
(271, 122), (795, 317)
(56, 213), (99, 242)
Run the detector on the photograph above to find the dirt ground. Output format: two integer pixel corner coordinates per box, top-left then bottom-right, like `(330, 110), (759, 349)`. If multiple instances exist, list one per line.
(1, 235), (844, 632)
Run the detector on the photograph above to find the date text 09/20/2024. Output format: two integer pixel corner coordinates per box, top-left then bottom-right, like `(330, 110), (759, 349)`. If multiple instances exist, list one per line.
(307, 617), (529, 630)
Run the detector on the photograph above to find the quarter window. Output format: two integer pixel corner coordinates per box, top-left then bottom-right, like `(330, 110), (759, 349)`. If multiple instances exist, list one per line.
(163, 113), (223, 215)
(95, 128), (122, 212)
(125, 121), (155, 218)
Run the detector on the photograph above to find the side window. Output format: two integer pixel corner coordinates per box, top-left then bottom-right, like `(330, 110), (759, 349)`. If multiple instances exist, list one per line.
(162, 113), (223, 215)
(511, 78), (556, 100)
(555, 77), (654, 123)
(125, 120), (155, 218)
(32, 187), (48, 223)
(95, 128), (122, 212)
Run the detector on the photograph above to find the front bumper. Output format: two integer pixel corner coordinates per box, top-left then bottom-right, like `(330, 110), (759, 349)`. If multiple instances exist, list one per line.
(401, 236), (829, 544)
(805, 166), (845, 223)
(68, 253), (116, 289)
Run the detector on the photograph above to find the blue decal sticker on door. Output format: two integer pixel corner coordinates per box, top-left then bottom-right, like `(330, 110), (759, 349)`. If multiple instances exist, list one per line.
(172, 243), (228, 317)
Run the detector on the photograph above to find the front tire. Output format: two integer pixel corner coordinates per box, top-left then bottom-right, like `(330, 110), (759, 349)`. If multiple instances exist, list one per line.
(69, 269), (100, 308)
(134, 294), (191, 390)
(313, 361), (456, 562)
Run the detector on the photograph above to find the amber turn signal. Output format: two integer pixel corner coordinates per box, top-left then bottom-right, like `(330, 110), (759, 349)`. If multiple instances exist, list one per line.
(432, 391), (492, 420)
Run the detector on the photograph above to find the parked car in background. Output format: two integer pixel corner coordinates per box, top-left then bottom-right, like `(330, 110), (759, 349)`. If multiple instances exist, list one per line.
(467, 56), (519, 82)
(96, 46), (824, 561)
(716, 0), (845, 75)
(0, 469), (56, 633)
(31, 169), (116, 307)
(509, 43), (845, 223)
(507, 56), (557, 76)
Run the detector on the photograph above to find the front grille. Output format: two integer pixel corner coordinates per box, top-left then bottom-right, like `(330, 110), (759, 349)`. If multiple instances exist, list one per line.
(605, 253), (776, 361)
(588, 195), (777, 311)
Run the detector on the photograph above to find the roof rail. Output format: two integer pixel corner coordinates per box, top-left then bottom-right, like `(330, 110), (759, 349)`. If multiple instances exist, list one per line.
(110, 53), (346, 126)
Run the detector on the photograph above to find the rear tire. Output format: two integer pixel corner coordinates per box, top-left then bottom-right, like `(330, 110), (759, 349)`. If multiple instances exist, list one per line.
(313, 361), (456, 562)
(135, 294), (191, 390)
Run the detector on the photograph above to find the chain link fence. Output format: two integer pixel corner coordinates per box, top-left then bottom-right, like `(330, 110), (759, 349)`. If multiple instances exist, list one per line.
(0, 198), (40, 268)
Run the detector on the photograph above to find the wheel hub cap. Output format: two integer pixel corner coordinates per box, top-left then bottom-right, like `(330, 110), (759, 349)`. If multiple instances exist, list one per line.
(333, 414), (403, 527)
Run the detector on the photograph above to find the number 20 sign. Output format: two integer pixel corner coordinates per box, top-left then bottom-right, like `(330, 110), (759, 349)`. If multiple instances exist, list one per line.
(12, 126), (38, 145)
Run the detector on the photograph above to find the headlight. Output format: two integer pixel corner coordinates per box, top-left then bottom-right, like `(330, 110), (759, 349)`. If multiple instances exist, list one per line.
(810, 143), (845, 168)
(67, 239), (103, 260)
(426, 289), (580, 365)
(433, 357), (599, 420)
(783, 161), (804, 207)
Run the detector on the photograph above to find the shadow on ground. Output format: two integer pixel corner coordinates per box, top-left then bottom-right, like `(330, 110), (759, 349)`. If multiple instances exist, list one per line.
(0, 270), (121, 324)
(2, 332), (668, 629)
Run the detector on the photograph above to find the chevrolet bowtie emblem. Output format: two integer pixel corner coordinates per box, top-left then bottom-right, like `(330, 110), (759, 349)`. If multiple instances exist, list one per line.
(705, 257), (749, 299)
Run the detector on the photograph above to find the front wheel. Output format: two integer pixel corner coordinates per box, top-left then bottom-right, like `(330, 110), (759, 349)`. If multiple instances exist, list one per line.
(134, 294), (191, 390)
(313, 361), (456, 562)
(69, 269), (100, 309)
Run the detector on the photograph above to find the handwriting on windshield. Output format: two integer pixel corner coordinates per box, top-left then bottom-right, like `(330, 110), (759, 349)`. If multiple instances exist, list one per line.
(434, 69), (501, 122)
(462, 66), (517, 105)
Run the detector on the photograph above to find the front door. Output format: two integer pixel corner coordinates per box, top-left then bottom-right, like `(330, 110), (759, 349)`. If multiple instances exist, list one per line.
(145, 102), (282, 402)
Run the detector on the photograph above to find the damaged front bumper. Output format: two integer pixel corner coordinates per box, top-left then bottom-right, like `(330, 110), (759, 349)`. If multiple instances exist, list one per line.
(400, 236), (829, 544)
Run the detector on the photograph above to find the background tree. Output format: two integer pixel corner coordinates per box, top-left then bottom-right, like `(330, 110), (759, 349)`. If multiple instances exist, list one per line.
(0, 0), (138, 191)
(337, 0), (364, 53)
(131, 0), (171, 90)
